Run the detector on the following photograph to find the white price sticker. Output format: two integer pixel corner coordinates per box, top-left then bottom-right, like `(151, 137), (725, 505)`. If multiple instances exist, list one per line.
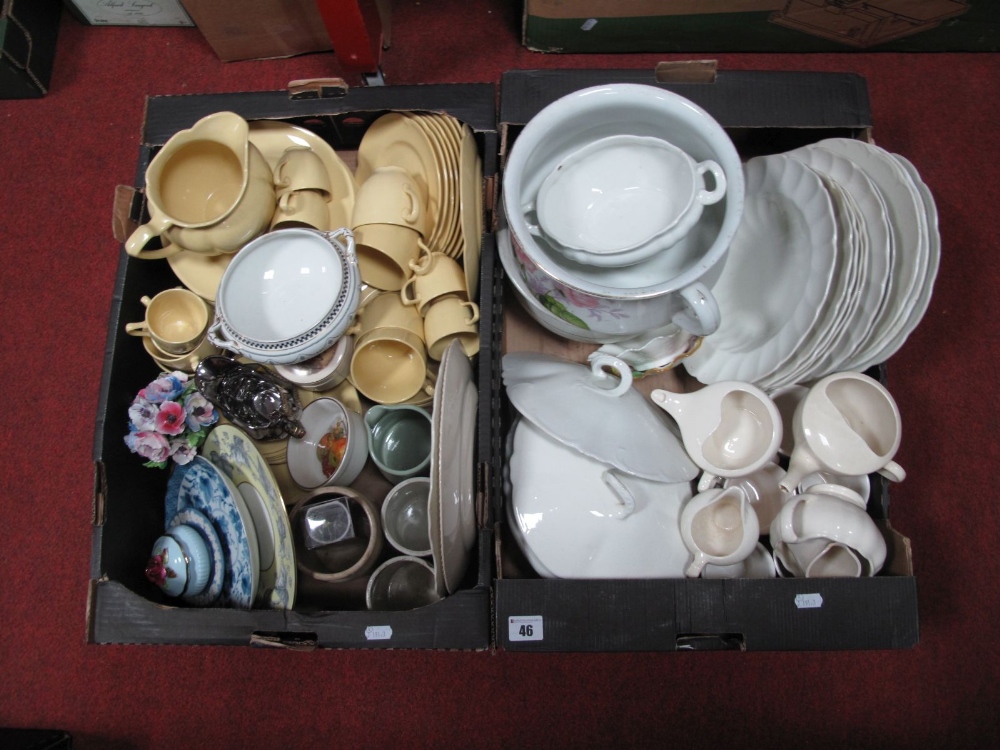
(365, 625), (393, 641)
(795, 593), (824, 609)
(508, 616), (544, 642)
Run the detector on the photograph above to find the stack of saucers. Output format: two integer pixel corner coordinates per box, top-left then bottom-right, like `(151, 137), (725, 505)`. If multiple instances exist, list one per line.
(684, 138), (939, 390)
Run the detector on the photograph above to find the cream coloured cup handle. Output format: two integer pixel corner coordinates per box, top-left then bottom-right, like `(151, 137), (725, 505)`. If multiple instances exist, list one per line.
(125, 322), (150, 337)
(409, 240), (434, 274)
(697, 472), (721, 493)
(807, 482), (867, 509)
(878, 460), (906, 483)
(125, 214), (181, 260)
(695, 160), (727, 205)
(463, 301), (480, 325)
(672, 282), (720, 337)
(402, 184), (421, 224)
(400, 276), (422, 307)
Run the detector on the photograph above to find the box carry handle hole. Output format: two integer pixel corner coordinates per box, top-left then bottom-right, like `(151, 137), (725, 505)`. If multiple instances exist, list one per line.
(250, 631), (318, 651)
(676, 633), (745, 651)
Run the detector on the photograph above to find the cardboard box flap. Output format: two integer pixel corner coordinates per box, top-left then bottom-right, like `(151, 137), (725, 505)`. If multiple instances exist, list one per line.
(140, 84), (498, 147)
(499, 68), (871, 130)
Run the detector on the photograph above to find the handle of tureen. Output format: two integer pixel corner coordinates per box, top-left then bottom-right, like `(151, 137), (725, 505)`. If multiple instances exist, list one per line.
(601, 470), (636, 520)
(589, 354), (632, 397)
(672, 282), (720, 337)
(206, 320), (246, 357)
(695, 159), (727, 206)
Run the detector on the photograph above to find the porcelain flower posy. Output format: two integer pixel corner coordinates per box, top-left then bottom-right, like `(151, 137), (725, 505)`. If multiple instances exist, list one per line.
(125, 371), (219, 468)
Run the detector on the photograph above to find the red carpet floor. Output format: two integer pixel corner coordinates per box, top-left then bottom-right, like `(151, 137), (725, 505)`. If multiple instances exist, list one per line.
(1, 2), (999, 747)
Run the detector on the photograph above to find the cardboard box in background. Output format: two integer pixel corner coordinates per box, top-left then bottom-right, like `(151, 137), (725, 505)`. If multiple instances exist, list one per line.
(64, 0), (194, 26)
(523, 0), (998, 52)
(1, 0), (61, 99)
(179, 0), (332, 62)
(492, 68), (919, 652)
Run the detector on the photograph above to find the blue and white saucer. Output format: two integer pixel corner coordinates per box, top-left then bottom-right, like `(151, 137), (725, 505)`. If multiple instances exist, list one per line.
(166, 456), (259, 608)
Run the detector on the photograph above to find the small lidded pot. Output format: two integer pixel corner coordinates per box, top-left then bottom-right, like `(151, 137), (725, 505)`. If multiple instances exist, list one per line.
(146, 526), (211, 598)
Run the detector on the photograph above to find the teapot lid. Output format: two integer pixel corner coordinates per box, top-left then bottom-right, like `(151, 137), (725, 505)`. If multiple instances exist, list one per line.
(502, 352), (698, 483)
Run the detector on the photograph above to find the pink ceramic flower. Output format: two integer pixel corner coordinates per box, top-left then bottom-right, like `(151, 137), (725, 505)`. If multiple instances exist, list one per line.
(183, 391), (217, 431)
(128, 397), (158, 432)
(155, 401), (187, 436)
(141, 372), (188, 404)
(168, 439), (197, 465)
(125, 431), (171, 463)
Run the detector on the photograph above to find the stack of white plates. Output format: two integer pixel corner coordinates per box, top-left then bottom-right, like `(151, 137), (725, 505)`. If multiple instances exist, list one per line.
(685, 138), (939, 390)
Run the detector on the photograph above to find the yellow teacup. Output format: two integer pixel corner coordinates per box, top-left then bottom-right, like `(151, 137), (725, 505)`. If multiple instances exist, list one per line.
(423, 294), (480, 361)
(352, 165), (428, 236)
(402, 252), (469, 315)
(354, 223), (431, 292)
(270, 189), (330, 231)
(350, 327), (434, 405)
(349, 289), (425, 341)
(126, 287), (212, 356)
(274, 147), (332, 199)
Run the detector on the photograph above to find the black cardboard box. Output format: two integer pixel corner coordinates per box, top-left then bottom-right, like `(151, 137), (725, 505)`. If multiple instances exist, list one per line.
(492, 68), (919, 652)
(1, 0), (62, 99)
(523, 0), (998, 53)
(89, 82), (498, 649)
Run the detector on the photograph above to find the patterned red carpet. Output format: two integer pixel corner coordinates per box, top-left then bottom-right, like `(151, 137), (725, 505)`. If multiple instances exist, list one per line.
(1, 2), (998, 747)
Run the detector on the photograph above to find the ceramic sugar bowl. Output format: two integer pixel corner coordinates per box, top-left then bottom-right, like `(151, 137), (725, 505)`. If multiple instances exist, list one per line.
(146, 525), (211, 598)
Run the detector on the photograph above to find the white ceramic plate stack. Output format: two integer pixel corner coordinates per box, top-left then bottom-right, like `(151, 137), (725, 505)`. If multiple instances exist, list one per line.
(684, 138), (939, 389)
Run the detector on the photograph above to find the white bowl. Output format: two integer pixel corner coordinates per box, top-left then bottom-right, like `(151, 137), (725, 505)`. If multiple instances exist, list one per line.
(502, 83), (744, 338)
(534, 134), (726, 266)
(287, 397), (369, 490)
(210, 228), (361, 360)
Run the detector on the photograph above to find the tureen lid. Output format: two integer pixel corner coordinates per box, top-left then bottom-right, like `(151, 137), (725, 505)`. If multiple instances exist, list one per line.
(502, 352), (698, 483)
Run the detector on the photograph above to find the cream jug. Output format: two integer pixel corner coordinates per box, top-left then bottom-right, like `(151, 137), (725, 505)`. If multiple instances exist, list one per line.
(126, 111), (276, 259)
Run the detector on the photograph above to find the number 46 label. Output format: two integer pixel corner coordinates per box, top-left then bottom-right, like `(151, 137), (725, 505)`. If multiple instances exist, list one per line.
(508, 615), (544, 642)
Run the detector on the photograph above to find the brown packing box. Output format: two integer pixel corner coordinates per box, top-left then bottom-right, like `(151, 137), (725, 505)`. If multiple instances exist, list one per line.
(179, 0), (332, 62)
(90, 80), (498, 649)
(491, 67), (919, 652)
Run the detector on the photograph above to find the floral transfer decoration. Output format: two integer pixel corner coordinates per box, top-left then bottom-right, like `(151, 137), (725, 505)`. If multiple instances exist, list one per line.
(125, 371), (219, 468)
(317, 419), (348, 478)
(145, 546), (177, 588)
(512, 240), (632, 330)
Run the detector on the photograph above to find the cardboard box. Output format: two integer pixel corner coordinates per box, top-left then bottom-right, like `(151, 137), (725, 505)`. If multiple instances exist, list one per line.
(89, 81), (498, 649)
(523, 0), (997, 52)
(179, 0), (332, 62)
(1, 0), (61, 99)
(492, 68), (919, 652)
